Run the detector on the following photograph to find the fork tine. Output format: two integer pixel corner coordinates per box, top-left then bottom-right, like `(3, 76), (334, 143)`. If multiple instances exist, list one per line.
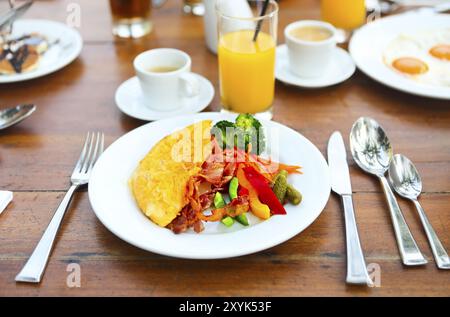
(81, 132), (95, 173)
(87, 132), (101, 172)
(96, 132), (105, 163)
(99, 133), (104, 157)
(74, 132), (91, 172)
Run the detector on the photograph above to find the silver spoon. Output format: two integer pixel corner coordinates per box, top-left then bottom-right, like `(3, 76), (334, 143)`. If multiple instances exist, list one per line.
(350, 117), (427, 266)
(0, 104), (36, 130)
(389, 154), (450, 269)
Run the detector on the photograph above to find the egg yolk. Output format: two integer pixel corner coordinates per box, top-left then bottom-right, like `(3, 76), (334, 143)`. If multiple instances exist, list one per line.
(392, 57), (428, 75)
(429, 44), (450, 61)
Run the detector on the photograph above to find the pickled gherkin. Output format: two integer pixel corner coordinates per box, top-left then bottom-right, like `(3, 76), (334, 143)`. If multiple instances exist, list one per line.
(272, 170), (288, 203)
(286, 184), (302, 205)
(272, 170), (302, 205)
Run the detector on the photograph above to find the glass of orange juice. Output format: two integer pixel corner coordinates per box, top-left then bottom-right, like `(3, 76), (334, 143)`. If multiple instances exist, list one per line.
(216, 0), (278, 120)
(321, 0), (366, 42)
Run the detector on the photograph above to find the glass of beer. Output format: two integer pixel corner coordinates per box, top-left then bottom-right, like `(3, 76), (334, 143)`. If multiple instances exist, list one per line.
(183, 0), (205, 16)
(216, 0), (278, 120)
(109, 0), (153, 38)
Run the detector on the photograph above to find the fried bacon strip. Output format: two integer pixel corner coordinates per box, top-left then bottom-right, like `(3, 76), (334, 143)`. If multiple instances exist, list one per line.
(210, 138), (302, 179)
(168, 152), (235, 233)
(167, 205), (204, 234)
(197, 196), (250, 222)
(222, 147), (302, 179)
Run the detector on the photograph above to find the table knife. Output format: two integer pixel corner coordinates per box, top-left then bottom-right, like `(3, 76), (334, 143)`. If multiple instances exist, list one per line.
(0, 191), (13, 215)
(327, 131), (373, 286)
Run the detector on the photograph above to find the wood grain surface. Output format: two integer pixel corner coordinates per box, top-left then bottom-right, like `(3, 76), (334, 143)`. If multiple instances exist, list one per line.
(0, 0), (449, 296)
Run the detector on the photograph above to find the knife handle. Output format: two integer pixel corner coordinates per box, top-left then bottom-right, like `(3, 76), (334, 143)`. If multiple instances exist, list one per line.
(342, 194), (373, 286)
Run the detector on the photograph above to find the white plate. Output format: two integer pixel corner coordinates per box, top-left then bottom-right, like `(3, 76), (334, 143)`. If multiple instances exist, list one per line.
(349, 12), (450, 100)
(276, 45), (355, 88)
(115, 75), (214, 121)
(88, 113), (331, 259)
(0, 19), (83, 83)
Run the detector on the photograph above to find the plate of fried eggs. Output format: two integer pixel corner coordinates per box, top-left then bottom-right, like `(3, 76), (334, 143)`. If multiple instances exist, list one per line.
(350, 12), (450, 100)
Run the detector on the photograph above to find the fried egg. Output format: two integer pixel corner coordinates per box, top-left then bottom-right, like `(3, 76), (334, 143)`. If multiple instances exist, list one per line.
(383, 29), (450, 87)
(429, 44), (450, 61)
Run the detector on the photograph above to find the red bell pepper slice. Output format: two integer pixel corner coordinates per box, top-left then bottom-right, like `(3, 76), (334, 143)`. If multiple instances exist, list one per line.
(238, 186), (249, 196)
(242, 166), (287, 215)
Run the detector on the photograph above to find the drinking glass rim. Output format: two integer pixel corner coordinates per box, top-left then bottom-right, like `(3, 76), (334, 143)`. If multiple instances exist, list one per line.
(215, 0), (279, 21)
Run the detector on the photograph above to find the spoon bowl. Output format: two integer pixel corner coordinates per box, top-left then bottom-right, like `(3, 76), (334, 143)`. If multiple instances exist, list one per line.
(388, 154), (422, 200)
(350, 117), (392, 176)
(0, 104), (36, 130)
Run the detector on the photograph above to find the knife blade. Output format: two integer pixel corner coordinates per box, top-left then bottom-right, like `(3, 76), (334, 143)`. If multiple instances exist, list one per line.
(328, 131), (352, 195)
(0, 191), (13, 216)
(327, 131), (373, 286)
(0, 0), (33, 31)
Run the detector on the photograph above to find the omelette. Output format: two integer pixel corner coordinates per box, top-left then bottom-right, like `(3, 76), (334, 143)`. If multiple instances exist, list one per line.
(130, 120), (213, 227)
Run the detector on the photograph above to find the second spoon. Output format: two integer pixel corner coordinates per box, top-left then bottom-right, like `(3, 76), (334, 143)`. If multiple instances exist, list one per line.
(389, 154), (450, 270)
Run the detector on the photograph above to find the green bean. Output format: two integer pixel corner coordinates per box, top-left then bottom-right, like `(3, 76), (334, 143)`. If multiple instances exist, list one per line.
(229, 177), (239, 200)
(235, 213), (249, 226)
(214, 192), (226, 208)
(221, 216), (234, 227)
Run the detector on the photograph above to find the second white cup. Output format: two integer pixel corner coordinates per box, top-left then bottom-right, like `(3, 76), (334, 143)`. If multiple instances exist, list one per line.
(285, 20), (337, 78)
(134, 48), (200, 111)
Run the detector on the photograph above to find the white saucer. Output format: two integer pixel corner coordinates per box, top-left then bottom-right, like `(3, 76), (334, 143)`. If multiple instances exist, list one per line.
(115, 74), (215, 121)
(275, 44), (356, 88)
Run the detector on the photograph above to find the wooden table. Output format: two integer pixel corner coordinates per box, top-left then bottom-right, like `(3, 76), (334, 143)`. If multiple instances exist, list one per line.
(0, 0), (449, 297)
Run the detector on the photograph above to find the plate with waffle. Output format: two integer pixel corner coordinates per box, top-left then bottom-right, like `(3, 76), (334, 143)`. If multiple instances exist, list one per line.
(0, 19), (82, 83)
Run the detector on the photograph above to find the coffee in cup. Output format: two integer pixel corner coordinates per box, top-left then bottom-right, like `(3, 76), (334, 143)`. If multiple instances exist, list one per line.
(289, 26), (333, 42)
(147, 66), (181, 73)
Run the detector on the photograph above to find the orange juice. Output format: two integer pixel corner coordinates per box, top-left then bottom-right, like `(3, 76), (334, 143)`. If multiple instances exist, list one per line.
(218, 30), (276, 114)
(321, 0), (366, 30)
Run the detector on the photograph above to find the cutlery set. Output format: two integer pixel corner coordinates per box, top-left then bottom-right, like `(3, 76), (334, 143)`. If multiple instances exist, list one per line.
(328, 117), (450, 286)
(8, 116), (448, 284)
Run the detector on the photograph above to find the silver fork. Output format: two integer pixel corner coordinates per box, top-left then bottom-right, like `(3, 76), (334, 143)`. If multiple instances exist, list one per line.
(15, 132), (104, 283)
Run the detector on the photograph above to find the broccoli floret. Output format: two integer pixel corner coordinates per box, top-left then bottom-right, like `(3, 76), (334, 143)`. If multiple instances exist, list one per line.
(235, 114), (265, 154)
(211, 115), (266, 154)
(235, 114), (262, 131)
(211, 120), (237, 149)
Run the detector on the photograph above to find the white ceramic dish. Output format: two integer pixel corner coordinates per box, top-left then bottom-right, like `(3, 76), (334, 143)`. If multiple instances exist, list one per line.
(276, 44), (355, 88)
(0, 19), (83, 83)
(88, 112), (331, 259)
(115, 75), (214, 121)
(349, 12), (450, 99)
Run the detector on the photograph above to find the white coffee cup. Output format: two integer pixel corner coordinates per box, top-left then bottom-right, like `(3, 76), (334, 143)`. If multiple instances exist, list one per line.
(134, 48), (200, 111)
(285, 20), (337, 78)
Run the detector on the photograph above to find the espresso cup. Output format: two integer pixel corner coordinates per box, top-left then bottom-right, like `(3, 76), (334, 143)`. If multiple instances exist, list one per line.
(285, 20), (337, 78)
(134, 48), (200, 111)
